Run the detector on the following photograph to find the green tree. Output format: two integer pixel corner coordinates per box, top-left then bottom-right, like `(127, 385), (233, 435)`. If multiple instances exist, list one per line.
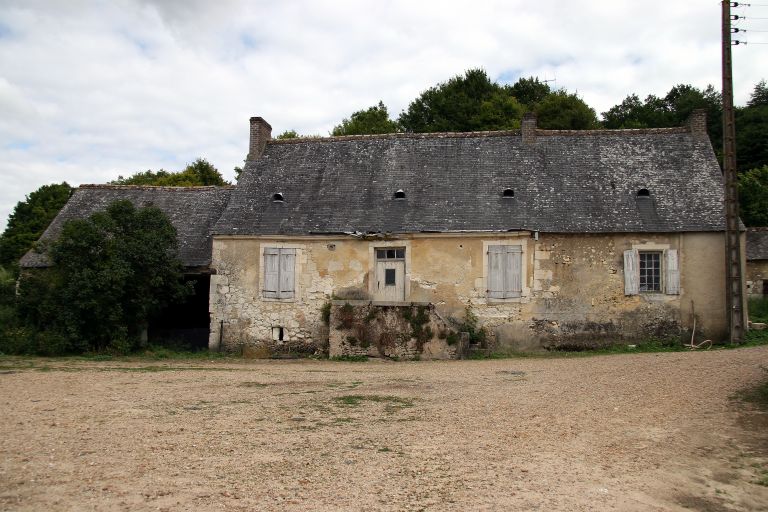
(112, 158), (228, 186)
(332, 101), (400, 136)
(398, 69), (525, 133)
(601, 84), (722, 151)
(16, 200), (191, 353)
(736, 80), (768, 172)
(747, 80), (768, 107)
(510, 76), (552, 108)
(0, 182), (73, 269)
(276, 130), (300, 139)
(535, 90), (598, 130)
(738, 166), (768, 227)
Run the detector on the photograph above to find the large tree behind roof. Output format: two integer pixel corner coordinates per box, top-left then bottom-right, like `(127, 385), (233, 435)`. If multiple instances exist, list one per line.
(0, 182), (73, 269)
(601, 83), (723, 155)
(736, 80), (768, 173)
(332, 101), (400, 136)
(112, 158), (228, 186)
(535, 90), (599, 130)
(510, 76), (552, 108)
(398, 68), (525, 133)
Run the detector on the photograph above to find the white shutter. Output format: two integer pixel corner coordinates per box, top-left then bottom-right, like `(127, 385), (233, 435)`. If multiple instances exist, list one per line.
(506, 245), (522, 298)
(263, 248), (280, 298)
(665, 249), (680, 295)
(487, 246), (505, 298)
(279, 249), (296, 299)
(624, 249), (639, 296)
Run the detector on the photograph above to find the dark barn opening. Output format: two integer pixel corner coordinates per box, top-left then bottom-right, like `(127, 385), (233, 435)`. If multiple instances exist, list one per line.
(148, 274), (211, 350)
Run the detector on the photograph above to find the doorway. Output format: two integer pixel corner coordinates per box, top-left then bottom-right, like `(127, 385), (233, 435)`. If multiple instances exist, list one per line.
(374, 247), (405, 301)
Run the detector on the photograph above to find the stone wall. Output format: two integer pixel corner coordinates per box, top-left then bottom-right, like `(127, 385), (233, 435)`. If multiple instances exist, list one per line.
(208, 232), (730, 354)
(328, 301), (459, 360)
(747, 260), (768, 297)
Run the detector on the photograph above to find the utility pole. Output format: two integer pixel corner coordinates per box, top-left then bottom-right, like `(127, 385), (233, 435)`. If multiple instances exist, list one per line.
(722, 1), (745, 343)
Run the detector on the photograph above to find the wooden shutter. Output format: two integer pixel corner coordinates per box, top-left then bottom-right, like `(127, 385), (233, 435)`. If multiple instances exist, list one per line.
(624, 249), (639, 296)
(487, 246), (505, 298)
(505, 245), (522, 298)
(279, 249), (296, 299)
(263, 248), (280, 298)
(665, 249), (680, 295)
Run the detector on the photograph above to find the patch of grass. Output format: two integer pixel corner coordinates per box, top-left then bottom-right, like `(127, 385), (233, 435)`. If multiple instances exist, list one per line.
(333, 394), (414, 411)
(329, 355), (368, 362)
(238, 382), (268, 388)
(325, 380), (363, 389)
(749, 297), (768, 323)
(735, 366), (768, 410)
(744, 328), (768, 347)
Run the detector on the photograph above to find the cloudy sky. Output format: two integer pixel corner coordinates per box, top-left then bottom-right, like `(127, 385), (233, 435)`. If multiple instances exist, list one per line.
(0, 0), (765, 229)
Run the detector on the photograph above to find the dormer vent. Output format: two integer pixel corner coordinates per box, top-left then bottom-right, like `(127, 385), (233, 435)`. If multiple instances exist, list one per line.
(394, 189), (406, 200)
(272, 192), (284, 202)
(502, 188), (515, 198)
(636, 188), (650, 197)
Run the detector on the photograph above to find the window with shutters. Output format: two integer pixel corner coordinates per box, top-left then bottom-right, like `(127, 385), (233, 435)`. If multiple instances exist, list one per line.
(638, 251), (661, 292)
(623, 247), (679, 296)
(487, 245), (523, 299)
(263, 248), (296, 299)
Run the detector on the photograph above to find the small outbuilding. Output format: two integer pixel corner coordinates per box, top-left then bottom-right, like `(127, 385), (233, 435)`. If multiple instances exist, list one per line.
(20, 184), (233, 349)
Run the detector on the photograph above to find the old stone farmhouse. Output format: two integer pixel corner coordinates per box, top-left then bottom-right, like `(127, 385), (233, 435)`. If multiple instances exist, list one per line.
(22, 110), (740, 357)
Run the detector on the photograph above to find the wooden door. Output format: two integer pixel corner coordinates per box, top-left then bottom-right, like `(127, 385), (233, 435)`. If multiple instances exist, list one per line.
(374, 248), (405, 301)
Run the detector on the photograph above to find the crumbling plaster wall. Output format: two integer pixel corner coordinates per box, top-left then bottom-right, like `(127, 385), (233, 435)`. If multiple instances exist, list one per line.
(208, 232), (729, 353)
(746, 260), (768, 297)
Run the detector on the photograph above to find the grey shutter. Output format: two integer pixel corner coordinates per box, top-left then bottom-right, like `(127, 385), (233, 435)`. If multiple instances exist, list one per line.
(505, 245), (522, 298)
(624, 249), (639, 295)
(665, 249), (680, 295)
(487, 246), (505, 298)
(263, 248), (280, 298)
(279, 248), (296, 299)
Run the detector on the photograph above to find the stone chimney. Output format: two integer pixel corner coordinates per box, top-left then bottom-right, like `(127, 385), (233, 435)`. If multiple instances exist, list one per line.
(522, 112), (537, 144)
(247, 116), (272, 161)
(687, 109), (707, 138)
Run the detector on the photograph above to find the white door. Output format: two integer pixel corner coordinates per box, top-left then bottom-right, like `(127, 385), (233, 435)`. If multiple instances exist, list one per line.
(374, 248), (405, 301)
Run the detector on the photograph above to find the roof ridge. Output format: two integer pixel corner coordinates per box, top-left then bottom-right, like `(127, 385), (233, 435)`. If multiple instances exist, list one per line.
(269, 126), (692, 144)
(78, 184), (235, 191)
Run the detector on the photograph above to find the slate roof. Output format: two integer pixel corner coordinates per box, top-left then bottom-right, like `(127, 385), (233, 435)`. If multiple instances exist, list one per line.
(747, 228), (768, 260)
(20, 185), (233, 269)
(213, 127), (726, 236)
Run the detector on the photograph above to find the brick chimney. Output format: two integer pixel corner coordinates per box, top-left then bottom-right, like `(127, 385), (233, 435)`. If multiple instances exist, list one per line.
(522, 112), (537, 144)
(247, 116), (272, 161)
(687, 109), (707, 139)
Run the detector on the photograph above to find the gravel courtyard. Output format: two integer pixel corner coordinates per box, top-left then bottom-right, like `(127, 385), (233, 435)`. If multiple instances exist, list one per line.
(1, 347), (768, 511)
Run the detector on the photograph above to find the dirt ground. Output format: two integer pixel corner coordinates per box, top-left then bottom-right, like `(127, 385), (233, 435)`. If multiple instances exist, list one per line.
(1, 347), (768, 511)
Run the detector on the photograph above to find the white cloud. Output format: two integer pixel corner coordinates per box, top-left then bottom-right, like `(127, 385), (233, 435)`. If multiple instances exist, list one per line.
(0, 0), (764, 231)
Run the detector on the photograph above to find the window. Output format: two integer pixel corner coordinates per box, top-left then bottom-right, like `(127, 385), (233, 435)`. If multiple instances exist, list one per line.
(623, 248), (679, 295)
(487, 245), (522, 298)
(638, 251), (661, 292)
(376, 248), (405, 260)
(384, 268), (396, 286)
(263, 248), (295, 299)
